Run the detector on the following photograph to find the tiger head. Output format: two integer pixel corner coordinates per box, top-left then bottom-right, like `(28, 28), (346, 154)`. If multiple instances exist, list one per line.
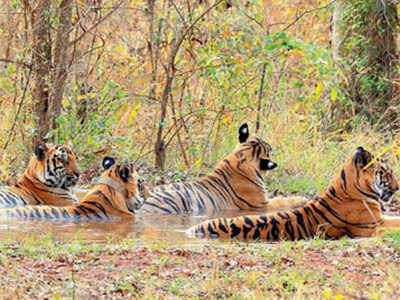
(343, 147), (398, 204)
(28, 142), (81, 190)
(231, 123), (277, 175)
(99, 157), (149, 214)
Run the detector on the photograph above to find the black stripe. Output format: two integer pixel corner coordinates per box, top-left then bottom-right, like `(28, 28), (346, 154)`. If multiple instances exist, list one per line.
(256, 216), (268, 229)
(75, 205), (93, 221)
(354, 185), (379, 201)
(341, 169), (346, 189)
(242, 224), (252, 239)
(218, 222), (228, 234)
(73, 209), (81, 221)
(141, 202), (173, 214)
(252, 227), (260, 240)
(315, 197), (379, 228)
(43, 209), (53, 220)
(270, 217), (280, 240)
(230, 221), (241, 238)
(194, 182), (218, 212)
(15, 208), (23, 219)
(33, 207), (42, 220)
(294, 210), (309, 238)
(149, 190), (181, 214)
(185, 183), (206, 214)
(223, 160), (263, 191)
(244, 217), (254, 227)
(214, 168), (260, 209)
(51, 207), (60, 219)
(85, 201), (109, 219)
(206, 176), (232, 204)
(62, 208), (71, 219)
(284, 220), (295, 241)
(207, 221), (219, 238)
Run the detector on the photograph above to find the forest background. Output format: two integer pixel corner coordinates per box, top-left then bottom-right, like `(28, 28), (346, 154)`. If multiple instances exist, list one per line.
(0, 0), (399, 196)
(0, 1), (400, 298)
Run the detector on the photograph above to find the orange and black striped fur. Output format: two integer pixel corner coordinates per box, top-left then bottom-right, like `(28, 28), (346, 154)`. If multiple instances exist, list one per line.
(0, 143), (80, 208)
(139, 124), (306, 215)
(188, 147), (400, 240)
(0, 157), (149, 221)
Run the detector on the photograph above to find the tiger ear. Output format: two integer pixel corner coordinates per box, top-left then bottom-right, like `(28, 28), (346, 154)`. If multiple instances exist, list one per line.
(102, 156), (115, 170)
(119, 165), (131, 183)
(238, 123), (249, 143)
(34, 143), (48, 161)
(354, 147), (374, 169)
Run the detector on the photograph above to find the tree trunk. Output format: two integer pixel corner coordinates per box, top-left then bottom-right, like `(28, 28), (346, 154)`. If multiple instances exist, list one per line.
(152, 0), (225, 169)
(331, 0), (344, 62)
(49, 0), (73, 134)
(154, 73), (174, 169)
(28, 0), (73, 143)
(146, 0), (163, 99)
(31, 0), (51, 142)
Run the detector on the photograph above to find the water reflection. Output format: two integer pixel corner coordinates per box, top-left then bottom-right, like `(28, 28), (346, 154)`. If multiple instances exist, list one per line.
(0, 187), (279, 245)
(0, 207), (266, 245)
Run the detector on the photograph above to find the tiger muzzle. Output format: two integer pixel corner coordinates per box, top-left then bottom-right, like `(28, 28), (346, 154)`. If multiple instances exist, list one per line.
(64, 173), (80, 189)
(381, 191), (394, 202)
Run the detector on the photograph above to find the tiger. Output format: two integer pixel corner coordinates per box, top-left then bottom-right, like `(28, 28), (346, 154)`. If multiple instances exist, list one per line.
(188, 147), (400, 241)
(138, 123), (307, 215)
(0, 157), (149, 221)
(0, 143), (80, 208)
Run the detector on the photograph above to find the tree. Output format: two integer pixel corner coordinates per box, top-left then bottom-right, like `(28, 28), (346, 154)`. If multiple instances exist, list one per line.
(147, 0), (225, 169)
(332, 0), (399, 127)
(22, 0), (73, 142)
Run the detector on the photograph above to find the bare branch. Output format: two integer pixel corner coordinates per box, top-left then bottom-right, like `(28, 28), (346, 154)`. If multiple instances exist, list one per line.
(0, 58), (32, 69)
(68, 1), (123, 47)
(282, 0), (337, 32)
(3, 68), (33, 151)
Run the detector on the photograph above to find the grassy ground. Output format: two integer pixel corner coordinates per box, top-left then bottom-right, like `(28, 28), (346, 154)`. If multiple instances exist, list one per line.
(1, 231), (400, 299)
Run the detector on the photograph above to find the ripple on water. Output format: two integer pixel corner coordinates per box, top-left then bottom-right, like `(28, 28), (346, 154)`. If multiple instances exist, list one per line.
(0, 206), (273, 246)
(0, 188), (333, 245)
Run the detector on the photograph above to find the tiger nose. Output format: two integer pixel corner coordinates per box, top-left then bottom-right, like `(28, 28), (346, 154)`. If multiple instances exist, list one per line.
(267, 161), (278, 170)
(74, 172), (80, 180)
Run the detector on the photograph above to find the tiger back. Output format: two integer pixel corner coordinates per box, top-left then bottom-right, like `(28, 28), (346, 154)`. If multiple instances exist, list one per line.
(0, 143), (80, 208)
(0, 157), (149, 222)
(188, 147), (400, 241)
(139, 123), (308, 215)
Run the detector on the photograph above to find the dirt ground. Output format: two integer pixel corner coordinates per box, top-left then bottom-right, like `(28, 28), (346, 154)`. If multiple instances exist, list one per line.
(1, 234), (400, 299)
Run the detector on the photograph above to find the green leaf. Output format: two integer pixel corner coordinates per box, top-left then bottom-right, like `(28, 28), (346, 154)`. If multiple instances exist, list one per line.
(331, 88), (338, 101)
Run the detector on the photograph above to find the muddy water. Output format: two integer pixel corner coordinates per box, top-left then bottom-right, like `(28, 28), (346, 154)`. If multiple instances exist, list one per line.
(0, 189), (264, 245)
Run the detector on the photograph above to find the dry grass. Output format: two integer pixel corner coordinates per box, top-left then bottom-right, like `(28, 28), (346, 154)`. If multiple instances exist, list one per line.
(1, 231), (400, 299)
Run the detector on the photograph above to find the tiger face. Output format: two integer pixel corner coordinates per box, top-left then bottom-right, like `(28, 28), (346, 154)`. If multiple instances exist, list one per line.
(346, 147), (399, 204)
(234, 123), (277, 175)
(101, 157), (147, 214)
(373, 159), (398, 202)
(31, 143), (80, 190)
